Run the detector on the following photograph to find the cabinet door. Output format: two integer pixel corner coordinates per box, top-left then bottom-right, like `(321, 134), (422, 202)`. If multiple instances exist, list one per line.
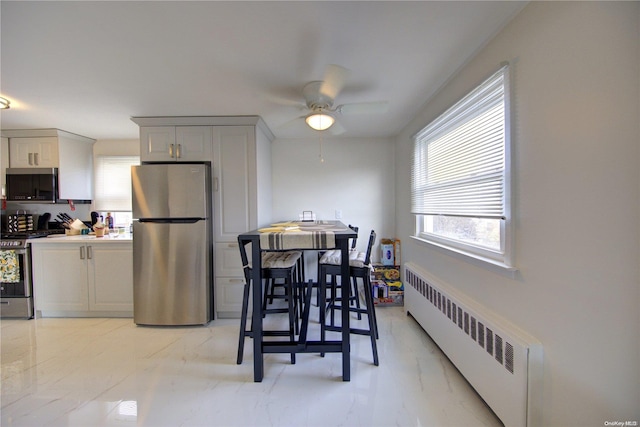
(140, 127), (177, 162)
(31, 243), (89, 313)
(9, 137), (59, 168)
(87, 243), (133, 312)
(57, 134), (94, 200)
(175, 126), (212, 161)
(1, 137), (8, 192)
(214, 242), (244, 277)
(215, 276), (248, 317)
(214, 242), (247, 318)
(213, 126), (256, 241)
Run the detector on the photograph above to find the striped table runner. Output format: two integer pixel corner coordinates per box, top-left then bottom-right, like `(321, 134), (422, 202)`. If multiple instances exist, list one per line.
(260, 230), (336, 250)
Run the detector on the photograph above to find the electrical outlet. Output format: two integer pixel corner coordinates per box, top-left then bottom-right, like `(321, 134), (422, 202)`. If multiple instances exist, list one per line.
(335, 209), (342, 219)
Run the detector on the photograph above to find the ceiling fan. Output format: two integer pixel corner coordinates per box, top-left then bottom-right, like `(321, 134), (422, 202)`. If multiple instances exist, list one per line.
(279, 64), (389, 134)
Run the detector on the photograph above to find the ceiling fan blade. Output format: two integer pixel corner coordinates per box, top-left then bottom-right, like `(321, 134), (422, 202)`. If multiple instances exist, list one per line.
(264, 93), (307, 109)
(329, 120), (346, 135)
(278, 115), (306, 130)
(320, 64), (349, 101)
(335, 101), (389, 115)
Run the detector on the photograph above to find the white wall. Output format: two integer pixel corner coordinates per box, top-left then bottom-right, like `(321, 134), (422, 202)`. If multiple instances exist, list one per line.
(93, 139), (140, 157)
(271, 136), (395, 269)
(395, 2), (639, 426)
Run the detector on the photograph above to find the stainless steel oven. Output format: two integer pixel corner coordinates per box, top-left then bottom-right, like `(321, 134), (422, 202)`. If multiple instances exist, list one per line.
(0, 236), (40, 318)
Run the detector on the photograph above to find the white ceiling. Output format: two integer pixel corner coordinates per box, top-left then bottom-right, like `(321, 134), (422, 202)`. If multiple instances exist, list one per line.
(0, 1), (526, 141)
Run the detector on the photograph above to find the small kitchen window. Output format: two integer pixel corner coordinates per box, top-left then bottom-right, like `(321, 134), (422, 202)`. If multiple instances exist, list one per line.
(411, 64), (514, 270)
(94, 155), (139, 216)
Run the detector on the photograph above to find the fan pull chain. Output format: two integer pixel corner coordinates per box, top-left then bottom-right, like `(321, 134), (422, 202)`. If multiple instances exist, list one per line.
(319, 132), (325, 163)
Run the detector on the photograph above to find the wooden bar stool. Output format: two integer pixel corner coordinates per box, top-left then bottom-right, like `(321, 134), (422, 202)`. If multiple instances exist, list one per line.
(315, 224), (359, 312)
(261, 251), (303, 334)
(318, 230), (379, 366)
(237, 240), (302, 365)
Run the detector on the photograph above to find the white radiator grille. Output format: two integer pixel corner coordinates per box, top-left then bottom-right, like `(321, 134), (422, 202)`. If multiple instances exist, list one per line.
(418, 276), (515, 374)
(404, 262), (543, 427)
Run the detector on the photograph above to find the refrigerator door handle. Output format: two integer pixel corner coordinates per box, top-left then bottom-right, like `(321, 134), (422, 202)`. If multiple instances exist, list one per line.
(138, 218), (203, 224)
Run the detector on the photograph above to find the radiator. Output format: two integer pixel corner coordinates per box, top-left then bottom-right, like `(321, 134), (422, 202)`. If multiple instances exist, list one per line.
(404, 262), (543, 427)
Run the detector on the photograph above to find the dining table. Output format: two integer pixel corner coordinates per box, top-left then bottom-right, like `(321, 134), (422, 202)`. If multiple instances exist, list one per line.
(238, 220), (358, 382)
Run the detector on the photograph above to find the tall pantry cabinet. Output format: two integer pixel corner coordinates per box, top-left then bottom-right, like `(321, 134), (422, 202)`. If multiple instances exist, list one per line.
(131, 116), (273, 318)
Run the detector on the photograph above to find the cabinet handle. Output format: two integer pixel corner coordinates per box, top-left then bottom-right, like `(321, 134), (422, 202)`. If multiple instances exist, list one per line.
(213, 177), (219, 192)
(80, 246), (85, 259)
(28, 153), (34, 165)
(169, 144), (175, 158)
(87, 246), (92, 259)
(176, 144), (182, 158)
(227, 243), (238, 248)
(34, 152), (39, 166)
(229, 279), (245, 284)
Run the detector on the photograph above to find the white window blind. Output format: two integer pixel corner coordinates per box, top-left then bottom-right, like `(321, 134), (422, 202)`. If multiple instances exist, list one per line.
(412, 65), (508, 219)
(94, 156), (139, 211)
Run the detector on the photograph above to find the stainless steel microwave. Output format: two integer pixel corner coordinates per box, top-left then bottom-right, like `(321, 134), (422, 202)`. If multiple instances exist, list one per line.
(5, 168), (59, 203)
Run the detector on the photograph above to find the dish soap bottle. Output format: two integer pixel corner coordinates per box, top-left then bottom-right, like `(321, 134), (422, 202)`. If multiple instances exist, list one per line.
(106, 212), (114, 230)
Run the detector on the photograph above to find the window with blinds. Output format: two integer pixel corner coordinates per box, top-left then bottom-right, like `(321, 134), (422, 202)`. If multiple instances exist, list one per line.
(94, 156), (140, 212)
(411, 65), (512, 266)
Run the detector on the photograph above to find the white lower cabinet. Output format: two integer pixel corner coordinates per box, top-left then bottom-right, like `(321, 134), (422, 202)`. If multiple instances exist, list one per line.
(214, 242), (247, 318)
(216, 277), (249, 317)
(31, 241), (133, 317)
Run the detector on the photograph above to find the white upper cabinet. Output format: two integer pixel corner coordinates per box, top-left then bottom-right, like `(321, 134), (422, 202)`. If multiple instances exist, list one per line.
(139, 126), (175, 162)
(139, 126), (212, 162)
(176, 126), (213, 161)
(3, 129), (95, 200)
(1, 137), (8, 194)
(9, 137), (59, 168)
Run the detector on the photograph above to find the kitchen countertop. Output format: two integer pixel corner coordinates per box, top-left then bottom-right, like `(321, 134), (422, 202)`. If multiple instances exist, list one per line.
(29, 233), (133, 244)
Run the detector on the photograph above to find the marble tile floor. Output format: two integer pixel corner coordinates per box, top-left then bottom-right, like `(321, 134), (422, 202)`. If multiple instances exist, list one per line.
(1, 304), (503, 427)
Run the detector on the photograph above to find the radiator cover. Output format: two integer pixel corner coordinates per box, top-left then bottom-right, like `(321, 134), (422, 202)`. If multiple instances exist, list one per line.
(404, 262), (543, 427)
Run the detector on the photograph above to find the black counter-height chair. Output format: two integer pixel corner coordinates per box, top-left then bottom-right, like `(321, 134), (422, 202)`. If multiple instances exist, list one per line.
(263, 253), (304, 328)
(236, 240), (302, 365)
(318, 230), (379, 366)
(315, 225), (359, 311)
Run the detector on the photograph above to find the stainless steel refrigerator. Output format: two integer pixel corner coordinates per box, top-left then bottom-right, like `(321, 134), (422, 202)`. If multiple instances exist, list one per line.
(131, 163), (213, 326)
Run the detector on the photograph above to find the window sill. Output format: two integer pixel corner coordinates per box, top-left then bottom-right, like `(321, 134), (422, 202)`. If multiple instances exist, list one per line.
(410, 235), (518, 278)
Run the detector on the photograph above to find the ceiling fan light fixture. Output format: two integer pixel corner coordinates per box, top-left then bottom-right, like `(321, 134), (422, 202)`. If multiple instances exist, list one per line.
(305, 112), (334, 131)
(0, 97), (10, 109)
